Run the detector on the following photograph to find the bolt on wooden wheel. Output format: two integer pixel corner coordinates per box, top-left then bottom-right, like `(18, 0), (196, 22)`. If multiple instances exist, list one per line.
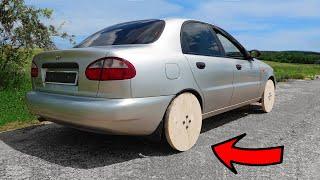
(164, 93), (202, 151)
(261, 80), (275, 113)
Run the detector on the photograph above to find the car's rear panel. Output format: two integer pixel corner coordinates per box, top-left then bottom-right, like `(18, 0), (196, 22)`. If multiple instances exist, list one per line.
(32, 48), (131, 98)
(32, 19), (168, 99)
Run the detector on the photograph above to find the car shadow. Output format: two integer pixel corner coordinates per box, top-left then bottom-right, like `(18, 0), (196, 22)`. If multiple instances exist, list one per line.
(201, 104), (264, 133)
(0, 104), (263, 169)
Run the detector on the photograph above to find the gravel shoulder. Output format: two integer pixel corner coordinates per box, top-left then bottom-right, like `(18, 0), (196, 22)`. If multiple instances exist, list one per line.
(1, 80), (320, 179)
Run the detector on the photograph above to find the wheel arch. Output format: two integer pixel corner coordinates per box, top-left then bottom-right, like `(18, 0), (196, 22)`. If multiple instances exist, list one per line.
(268, 76), (276, 88)
(176, 88), (204, 112)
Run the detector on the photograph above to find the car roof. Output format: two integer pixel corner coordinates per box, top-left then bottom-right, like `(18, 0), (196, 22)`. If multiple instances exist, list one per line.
(163, 18), (216, 26)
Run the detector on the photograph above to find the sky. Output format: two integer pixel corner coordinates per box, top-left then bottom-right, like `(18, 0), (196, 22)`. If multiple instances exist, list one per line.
(26, 0), (320, 52)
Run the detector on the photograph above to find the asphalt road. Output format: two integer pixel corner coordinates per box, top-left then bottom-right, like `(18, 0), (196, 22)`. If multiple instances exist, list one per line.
(1, 80), (320, 179)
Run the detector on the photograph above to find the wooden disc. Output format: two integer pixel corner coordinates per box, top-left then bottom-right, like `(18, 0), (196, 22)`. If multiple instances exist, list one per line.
(261, 80), (275, 113)
(164, 93), (202, 151)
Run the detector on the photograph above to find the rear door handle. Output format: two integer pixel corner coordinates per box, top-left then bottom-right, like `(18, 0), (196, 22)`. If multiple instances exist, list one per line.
(236, 64), (242, 70)
(196, 62), (206, 69)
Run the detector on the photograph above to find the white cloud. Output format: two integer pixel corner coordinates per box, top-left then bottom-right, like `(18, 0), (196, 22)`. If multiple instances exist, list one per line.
(26, 0), (320, 51)
(189, 0), (320, 19)
(27, 0), (183, 35)
(234, 28), (320, 51)
(184, 0), (320, 51)
(183, 0), (320, 30)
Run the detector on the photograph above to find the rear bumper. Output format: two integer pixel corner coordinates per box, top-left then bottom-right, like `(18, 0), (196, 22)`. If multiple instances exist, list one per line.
(26, 91), (173, 135)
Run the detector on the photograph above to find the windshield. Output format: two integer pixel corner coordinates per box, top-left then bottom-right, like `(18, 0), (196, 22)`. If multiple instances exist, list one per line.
(75, 20), (165, 48)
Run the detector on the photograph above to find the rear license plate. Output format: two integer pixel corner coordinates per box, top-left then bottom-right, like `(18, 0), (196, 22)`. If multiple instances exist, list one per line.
(45, 71), (78, 85)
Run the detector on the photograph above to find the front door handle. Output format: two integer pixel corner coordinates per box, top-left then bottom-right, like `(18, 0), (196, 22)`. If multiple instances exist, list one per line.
(196, 62), (206, 69)
(236, 64), (242, 70)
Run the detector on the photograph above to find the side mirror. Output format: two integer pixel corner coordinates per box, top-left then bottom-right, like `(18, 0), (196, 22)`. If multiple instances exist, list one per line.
(249, 49), (261, 59)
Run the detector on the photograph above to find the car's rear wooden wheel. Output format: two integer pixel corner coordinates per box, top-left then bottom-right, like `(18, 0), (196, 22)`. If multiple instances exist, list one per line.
(164, 93), (202, 151)
(261, 80), (275, 113)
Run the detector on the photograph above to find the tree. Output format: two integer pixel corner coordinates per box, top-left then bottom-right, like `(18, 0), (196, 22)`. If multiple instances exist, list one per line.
(0, 0), (74, 89)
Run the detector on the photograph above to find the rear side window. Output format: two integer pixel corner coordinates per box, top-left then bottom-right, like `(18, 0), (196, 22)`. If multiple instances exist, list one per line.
(181, 22), (223, 57)
(75, 20), (165, 48)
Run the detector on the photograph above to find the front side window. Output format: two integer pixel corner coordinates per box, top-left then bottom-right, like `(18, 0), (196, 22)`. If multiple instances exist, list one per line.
(181, 22), (223, 57)
(75, 20), (165, 48)
(216, 33), (245, 59)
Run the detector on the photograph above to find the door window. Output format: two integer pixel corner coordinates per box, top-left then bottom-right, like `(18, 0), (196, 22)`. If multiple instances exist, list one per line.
(181, 22), (223, 57)
(216, 33), (246, 60)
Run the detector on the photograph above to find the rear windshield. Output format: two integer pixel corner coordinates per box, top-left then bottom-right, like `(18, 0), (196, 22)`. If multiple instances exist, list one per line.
(75, 20), (165, 48)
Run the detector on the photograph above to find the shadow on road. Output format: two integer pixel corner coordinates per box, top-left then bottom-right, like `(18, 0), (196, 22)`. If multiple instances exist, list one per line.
(202, 104), (264, 133)
(0, 105), (263, 169)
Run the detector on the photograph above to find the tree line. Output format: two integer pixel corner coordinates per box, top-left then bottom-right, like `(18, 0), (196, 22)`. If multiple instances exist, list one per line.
(259, 51), (320, 64)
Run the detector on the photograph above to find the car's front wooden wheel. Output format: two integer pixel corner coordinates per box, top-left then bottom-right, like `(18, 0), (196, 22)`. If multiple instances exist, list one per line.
(261, 80), (275, 113)
(164, 93), (202, 151)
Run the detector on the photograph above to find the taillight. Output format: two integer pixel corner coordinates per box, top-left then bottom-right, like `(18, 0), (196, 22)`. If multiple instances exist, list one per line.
(31, 62), (38, 77)
(85, 57), (136, 81)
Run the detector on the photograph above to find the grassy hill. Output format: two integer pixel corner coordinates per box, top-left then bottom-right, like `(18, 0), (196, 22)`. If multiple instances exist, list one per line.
(259, 51), (320, 64)
(264, 61), (320, 82)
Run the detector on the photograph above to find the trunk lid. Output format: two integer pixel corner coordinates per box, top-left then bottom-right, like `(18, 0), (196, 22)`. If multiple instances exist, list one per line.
(32, 47), (131, 98)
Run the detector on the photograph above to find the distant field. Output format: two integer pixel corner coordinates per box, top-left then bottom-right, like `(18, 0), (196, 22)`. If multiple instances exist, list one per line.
(264, 61), (320, 82)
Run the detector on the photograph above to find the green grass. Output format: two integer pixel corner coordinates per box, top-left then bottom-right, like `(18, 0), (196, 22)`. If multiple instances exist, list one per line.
(0, 49), (42, 131)
(0, 79), (36, 128)
(264, 61), (320, 82)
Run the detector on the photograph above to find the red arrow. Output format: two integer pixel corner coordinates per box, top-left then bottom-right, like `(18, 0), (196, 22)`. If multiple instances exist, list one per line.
(211, 133), (284, 174)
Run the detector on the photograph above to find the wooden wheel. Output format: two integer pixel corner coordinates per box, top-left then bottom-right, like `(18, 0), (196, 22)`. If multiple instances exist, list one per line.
(164, 93), (202, 151)
(261, 80), (275, 113)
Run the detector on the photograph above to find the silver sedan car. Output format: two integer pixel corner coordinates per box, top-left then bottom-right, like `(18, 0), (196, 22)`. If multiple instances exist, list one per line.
(26, 19), (275, 151)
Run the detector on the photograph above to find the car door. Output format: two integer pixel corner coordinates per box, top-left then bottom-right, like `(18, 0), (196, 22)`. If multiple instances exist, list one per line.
(181, 21), (235, 113)
(214, 28), (261, 105)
